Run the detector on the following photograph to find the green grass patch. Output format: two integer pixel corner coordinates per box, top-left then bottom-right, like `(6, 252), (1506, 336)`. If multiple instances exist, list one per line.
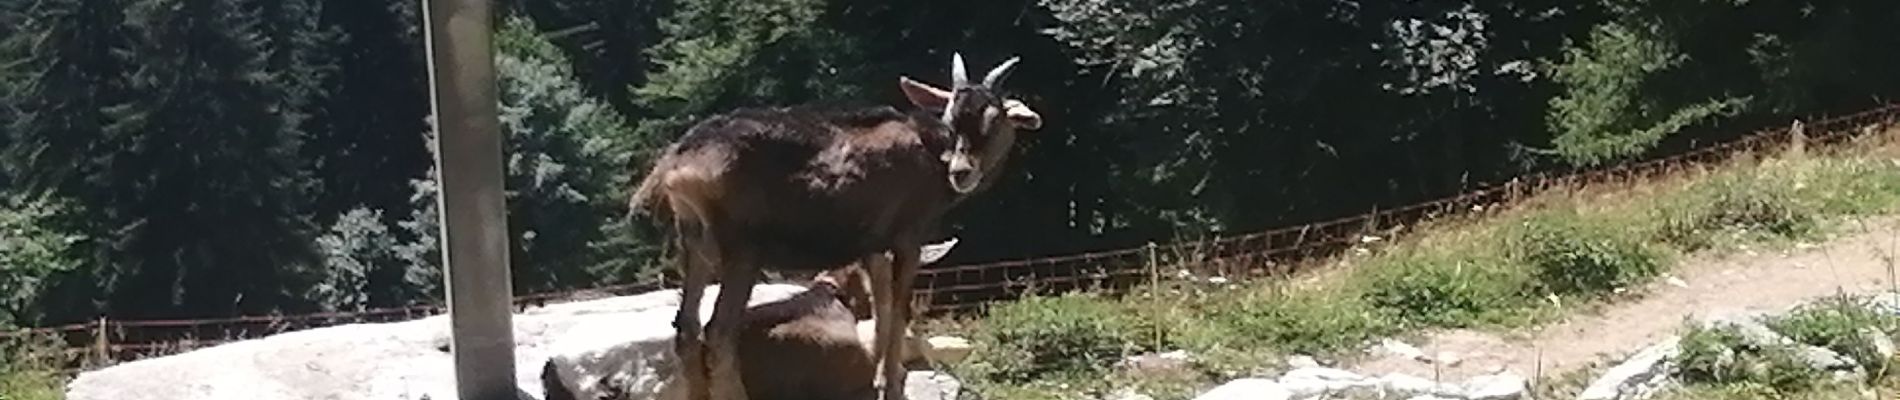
(932, 136), (1900, 400)
(1768, 297), (1900, 377)
(1662, 295), (1900, 399)
(1, 334), (66, 400)
(1508, 209), (1668, 296)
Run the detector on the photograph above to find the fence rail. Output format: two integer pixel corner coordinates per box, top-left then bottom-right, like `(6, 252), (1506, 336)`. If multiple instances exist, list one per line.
(8, 102), (1900, 373)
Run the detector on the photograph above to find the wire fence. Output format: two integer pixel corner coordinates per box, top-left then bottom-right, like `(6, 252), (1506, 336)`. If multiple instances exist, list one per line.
(7, 102), (1900, 374)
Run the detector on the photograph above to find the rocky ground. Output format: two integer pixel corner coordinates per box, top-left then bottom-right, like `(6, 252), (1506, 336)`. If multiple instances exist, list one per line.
(61, 219), (1900, 400)
(1168, 217), (1900, 400)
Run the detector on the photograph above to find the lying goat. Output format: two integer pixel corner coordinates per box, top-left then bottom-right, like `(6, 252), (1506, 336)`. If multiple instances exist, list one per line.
(633, 53), (1042, 400)
(585, 240), (952, 400)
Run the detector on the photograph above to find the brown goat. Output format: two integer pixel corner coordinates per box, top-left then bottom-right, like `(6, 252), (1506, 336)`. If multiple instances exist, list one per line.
(542, 243), (954, 400)
(630, 54), (1042, 400)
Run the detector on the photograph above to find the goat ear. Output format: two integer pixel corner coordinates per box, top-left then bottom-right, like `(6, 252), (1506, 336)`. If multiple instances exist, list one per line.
(1003, 99), (1043, 131)
(899, 76), (951, 111)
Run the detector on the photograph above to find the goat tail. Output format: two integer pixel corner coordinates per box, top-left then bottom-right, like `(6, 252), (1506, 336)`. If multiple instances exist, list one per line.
(628, 169), (667, 217)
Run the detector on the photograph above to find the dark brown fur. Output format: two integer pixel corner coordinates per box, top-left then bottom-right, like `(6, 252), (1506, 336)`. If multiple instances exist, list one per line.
(637, 55), (1041, 400)
(734, 276), (877, 400)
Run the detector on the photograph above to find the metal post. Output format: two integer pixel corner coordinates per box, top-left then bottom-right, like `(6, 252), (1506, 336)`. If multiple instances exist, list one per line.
(421, 0), (517, 399)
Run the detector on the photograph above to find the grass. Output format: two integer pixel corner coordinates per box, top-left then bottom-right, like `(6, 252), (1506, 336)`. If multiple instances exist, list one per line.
(1651, 293), (1900, 400)
(924, 130), (1900, 400)
(1, 334), (66, 400)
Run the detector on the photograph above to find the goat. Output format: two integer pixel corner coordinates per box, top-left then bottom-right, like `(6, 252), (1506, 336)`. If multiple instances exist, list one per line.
(629, 54), (1043, 400)
(543, 240), (956, 400)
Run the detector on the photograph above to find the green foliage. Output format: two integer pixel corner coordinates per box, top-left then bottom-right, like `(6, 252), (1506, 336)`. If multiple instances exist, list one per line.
(1506, 210), (1664, 295)
(947, 140), (1900, 399)
(379, 16), (661, 295)
(1767, 296), (1900, 377)
(964, 293), (1157, 384)
(1676, 322), (1827, 394)
(1358, 253), (1535, 328)
(631, 0), (862, 140)
(2, 0), (331, 320)
(311, 207), (414, 311)
(1655, 170), (1818, 250)
(1546, 20), (1750, 167)
(1186, 289), (1396, 356)
(0, 334), (64, 400)
(0, 197), (82, 326)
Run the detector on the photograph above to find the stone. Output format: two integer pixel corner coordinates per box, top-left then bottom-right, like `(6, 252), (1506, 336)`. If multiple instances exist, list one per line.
(66, 284), (809, 400)
(1861, 327), (1897, 359)
(1120, 350), (1194, 373)
(1103, 387), (1156, 400)
(904, 371), (962, 400)
(1374, 373), (1462, 398)
(1459, 371), (1527, 400)
(856, 320), (931, 366)
(1578, 336), (1681, 400)
(925, 336), (975, 364)
(1864, 293), (1900, 315)
(1277, 367), (1374, 398)
(1194, 378), (1291, 400)
(1286, 355), (1321, 369)
(1790, 344), (1858, 371)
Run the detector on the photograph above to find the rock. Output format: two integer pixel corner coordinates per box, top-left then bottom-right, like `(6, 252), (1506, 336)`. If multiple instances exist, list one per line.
(1861, 327), (1897, 358)
(1459, 371), (1527, 400)
(67, 284), (809, 400)
(925, 336), (975, 364)
(1579, 336), (1681, 400)
(856, 320), (931, 366)
(1374, 373), (1462, 398)
(1286, 355), (1321, 369)
(1120, 350), (1194, 373)
(1277, 367), (1374, 398)
(1194, 378), (1291, 400)
(1864, 293), (1900, 315)
(1790, 345), (1858, 371)
(904, 371), (962, 400)
(1103, 387), (1155, 400)
(1696, 312), (1791, 347)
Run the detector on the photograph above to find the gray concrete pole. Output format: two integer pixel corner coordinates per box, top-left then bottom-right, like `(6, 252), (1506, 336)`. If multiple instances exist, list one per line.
(420, 0), (518, 399)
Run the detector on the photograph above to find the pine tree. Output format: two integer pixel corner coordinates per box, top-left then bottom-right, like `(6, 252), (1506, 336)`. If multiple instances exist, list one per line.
(304, 0), (432, 231)
(4, 0), (327, 320)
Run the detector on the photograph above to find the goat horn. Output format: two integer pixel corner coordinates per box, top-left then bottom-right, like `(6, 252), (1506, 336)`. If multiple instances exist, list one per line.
(982, 56), (1021, 88)
(951, 53), (969, 88)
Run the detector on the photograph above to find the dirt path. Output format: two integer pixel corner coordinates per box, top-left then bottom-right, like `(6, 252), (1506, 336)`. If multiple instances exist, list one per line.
(1347, 217), (1900, 382)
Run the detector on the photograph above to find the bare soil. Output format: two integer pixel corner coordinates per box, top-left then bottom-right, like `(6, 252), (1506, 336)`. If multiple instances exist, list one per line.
(1347, 216), (1900, 382)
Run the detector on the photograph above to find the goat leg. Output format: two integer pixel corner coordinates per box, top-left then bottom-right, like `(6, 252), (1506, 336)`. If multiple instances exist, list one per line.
(706, 251), (759, 400)
(882, 240), (922, 400)
(672, 223), (714, 400)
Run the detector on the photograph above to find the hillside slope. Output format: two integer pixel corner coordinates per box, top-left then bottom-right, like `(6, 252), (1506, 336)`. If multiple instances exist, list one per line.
(1350, 215), (1900, 382)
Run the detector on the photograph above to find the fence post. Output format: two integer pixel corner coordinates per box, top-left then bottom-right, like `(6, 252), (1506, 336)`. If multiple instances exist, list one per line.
(1787, 119), (1806, 158)
(1146, 241), (1162, 350)
(92, 316), (108, 364)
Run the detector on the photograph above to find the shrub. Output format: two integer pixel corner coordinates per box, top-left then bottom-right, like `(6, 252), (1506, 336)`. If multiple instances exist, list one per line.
(1186, 289), (1396, 355)
(1766, 296), (1899, 377)
(0, 334), (67, 400)
(1791, 157), (1900, 216)
(966, 292), (1155, 383)
(1655, 171), (1816, 250)
(1358, 254), (1535, 328)
(1507, 210), (1664, 295)
(1676, 322), (1826, 394)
